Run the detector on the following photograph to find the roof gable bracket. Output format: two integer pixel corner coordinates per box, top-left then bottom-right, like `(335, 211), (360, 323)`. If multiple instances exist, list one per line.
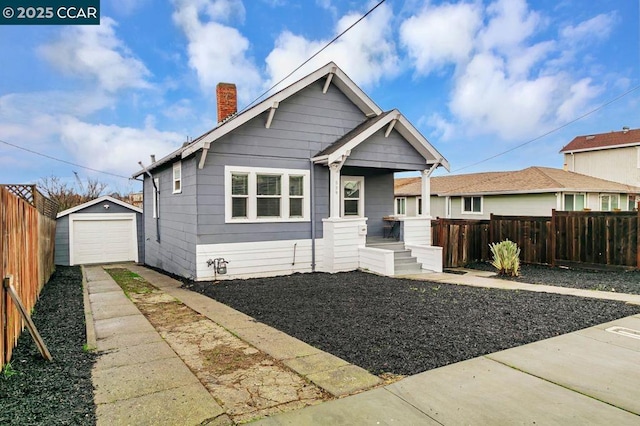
(323, 67), (337, 93)
(198, 141), (211, 169)
(384, 115), (400, 137)
(265, 101), (280, 129)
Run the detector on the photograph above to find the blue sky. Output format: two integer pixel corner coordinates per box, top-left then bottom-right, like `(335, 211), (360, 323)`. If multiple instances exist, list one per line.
(1, 0), (638, 194)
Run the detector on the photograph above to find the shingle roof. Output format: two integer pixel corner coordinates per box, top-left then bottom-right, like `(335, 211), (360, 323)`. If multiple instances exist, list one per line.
(395, 167), (640, 196)
(560, 128), (640, 153)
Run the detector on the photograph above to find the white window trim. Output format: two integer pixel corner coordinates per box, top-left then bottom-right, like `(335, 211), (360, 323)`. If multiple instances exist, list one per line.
(152, 178), (159, 218)
(461, 195), (483, 214)
(173, 162), (182, 194)
(340, 176), (365, 218)
(225, 166), (310, 223)
(394, 197), (406, 216)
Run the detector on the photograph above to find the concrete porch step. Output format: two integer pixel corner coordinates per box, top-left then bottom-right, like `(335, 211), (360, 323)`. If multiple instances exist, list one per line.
(394, 263), (423, 275)
(365, 239), (423, 275)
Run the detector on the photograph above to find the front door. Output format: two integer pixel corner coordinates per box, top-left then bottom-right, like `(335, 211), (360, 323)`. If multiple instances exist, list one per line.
(341, 176), (364, 218)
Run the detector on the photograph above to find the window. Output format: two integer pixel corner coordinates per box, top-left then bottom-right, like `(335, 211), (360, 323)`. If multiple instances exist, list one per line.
(257, 174), (281, 217)
(462, 196), (482, 214)
(630, 195), (639, 211)
(395, 197), (406, 216)
(172, 162), (182, 193)
(341, 176), (364, 217)
(600, 194), (619, 211)
(289, 176), (304, 217)
(152, 178), (159, 218)
(225, 166), (310, 222)
(563, 193), (585, 211)
(231, 173), (248, 218)
(416, 197), (422, 216)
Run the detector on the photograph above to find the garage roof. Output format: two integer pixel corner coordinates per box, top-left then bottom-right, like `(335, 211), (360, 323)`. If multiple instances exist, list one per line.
(56, 195), (142, 218)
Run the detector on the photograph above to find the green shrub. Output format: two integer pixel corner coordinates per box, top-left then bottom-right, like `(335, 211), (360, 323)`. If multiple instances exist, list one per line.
(489, 239), (521, 277)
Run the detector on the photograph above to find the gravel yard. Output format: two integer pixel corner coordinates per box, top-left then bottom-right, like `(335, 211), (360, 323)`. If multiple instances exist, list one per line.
(466, 262), (640, 294)
(184, 271), (640, 376)
(0, 266), (96, 426)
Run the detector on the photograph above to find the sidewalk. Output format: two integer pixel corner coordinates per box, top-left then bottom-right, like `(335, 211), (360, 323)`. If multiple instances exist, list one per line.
(85, 265), (640, 425)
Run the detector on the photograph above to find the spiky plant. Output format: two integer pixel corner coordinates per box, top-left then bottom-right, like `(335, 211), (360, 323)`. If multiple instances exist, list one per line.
(489, 239), (521, 277)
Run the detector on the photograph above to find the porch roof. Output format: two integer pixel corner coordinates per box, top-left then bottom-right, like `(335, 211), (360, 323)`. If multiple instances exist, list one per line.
(311, 109), (450, 171)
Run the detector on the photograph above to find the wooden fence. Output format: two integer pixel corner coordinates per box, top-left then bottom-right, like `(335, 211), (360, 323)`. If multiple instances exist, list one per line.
(1, 185), (57, 367)
(432, 209), (640, 270)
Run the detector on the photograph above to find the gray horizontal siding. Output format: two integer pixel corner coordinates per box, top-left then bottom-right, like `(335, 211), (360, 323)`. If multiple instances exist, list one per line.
(143, 157), (197, 278)
(54, 215), (70, 266)
(346, 128), (428, 171)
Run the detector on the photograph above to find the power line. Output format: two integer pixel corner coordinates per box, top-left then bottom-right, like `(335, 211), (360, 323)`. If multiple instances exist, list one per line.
(0, 138), (134, 180)
(453, 84), (640, 173)
(239, 0), (388, 114)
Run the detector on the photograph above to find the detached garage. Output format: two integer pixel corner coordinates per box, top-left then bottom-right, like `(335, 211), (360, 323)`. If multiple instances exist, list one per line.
(55, 196), (144, 266)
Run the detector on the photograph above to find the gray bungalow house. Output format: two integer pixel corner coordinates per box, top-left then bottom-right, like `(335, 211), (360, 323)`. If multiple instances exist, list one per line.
(133, 62), (449, 280)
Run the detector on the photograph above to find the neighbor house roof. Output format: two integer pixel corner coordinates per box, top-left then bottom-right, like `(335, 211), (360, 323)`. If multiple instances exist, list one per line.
(395, 167), (640, 197)
(57, 195), (142, 218)
(560, 128), (640, 153)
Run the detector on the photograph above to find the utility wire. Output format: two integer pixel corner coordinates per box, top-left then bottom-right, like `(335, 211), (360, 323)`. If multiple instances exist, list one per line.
(453, 84), (640, 173)
(238, 0), (388, 114)
(0, 138), (133, 180)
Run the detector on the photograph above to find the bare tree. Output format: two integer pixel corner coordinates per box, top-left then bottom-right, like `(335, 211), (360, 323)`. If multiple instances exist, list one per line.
(38, 175), (110, 211)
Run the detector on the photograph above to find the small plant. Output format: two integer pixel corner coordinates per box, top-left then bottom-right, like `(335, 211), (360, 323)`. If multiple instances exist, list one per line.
(489, 239), (521, 277)
(2, 362), (17, 379)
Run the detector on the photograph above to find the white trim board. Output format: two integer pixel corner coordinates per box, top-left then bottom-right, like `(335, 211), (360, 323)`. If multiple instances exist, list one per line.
(57, 195), (142, 218)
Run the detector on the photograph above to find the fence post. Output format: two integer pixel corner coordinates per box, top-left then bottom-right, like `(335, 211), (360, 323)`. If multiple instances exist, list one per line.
(550, 209), (556, 267)
(1, 277), (6, 366)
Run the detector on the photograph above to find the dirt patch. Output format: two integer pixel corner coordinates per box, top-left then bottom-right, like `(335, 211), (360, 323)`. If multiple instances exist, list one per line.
(105, 268), (330, 423)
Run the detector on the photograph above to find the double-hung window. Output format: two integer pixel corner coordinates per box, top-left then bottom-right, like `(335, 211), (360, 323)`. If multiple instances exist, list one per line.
(462, 196), (482, 214)
(172, 162), (182, 193)
(226, 166), (310, 222)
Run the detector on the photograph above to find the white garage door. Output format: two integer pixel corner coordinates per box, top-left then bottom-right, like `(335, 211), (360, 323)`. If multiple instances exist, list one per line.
(70, 213), (138, 265)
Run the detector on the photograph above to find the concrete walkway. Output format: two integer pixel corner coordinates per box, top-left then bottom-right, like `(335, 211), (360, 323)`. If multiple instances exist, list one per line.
(84, 265), (640, 425)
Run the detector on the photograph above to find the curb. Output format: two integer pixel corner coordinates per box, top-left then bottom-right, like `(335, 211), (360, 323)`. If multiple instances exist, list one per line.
(81, 265), (97, 351)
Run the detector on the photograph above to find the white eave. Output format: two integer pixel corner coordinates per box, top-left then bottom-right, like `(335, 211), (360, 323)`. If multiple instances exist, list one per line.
(180, 62), (383, 161)
(560, 141), (640, 154)
(439, 187), (639, 197)
(57, 195), (142, 218)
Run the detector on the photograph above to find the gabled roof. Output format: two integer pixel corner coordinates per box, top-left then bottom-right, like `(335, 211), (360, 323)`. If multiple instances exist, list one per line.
(560, 128), (640, 153)
(57, 195), (142, 218)
(133, 62), (383, 177)
(395, 167), (640, 197)
(312, 109), (450, 170)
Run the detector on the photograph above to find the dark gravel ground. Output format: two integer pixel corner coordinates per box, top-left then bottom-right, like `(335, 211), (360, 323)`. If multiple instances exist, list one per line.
(0, 266), (96, 426)
(466, 262), (640, 294)
(184, 271), (640, 376)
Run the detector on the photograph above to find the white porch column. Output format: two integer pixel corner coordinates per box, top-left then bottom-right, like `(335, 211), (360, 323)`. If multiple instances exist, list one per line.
(329, 162), (343, 218)
(421, 169), (431, 217)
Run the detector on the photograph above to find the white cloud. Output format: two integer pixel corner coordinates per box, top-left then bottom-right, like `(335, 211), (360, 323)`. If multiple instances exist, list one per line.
(561, 13), (616, 45)
(38, 17), (151, 92)
(403, 0), (617, 142)
(265, 2), (399, 91)
(172, 0), (260, 103)
(399, 2), (482, 74)
(59, 117), (184, 176)
(556, 78), (602, 122)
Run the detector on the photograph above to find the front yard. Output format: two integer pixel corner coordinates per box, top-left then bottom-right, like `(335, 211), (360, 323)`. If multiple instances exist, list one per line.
(184, 271), (640, 376)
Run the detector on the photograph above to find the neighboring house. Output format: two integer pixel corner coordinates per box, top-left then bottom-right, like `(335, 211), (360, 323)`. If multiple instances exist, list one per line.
(395, 167), (640, 220)
(133, 62), (449, 280)
(55, 195), (144, 266)
(561, 127), (640, 187)
(125, 191), (143, 209)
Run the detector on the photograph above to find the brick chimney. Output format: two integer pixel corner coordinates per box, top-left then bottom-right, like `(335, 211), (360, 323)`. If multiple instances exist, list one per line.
(216, 83), (237, 123)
